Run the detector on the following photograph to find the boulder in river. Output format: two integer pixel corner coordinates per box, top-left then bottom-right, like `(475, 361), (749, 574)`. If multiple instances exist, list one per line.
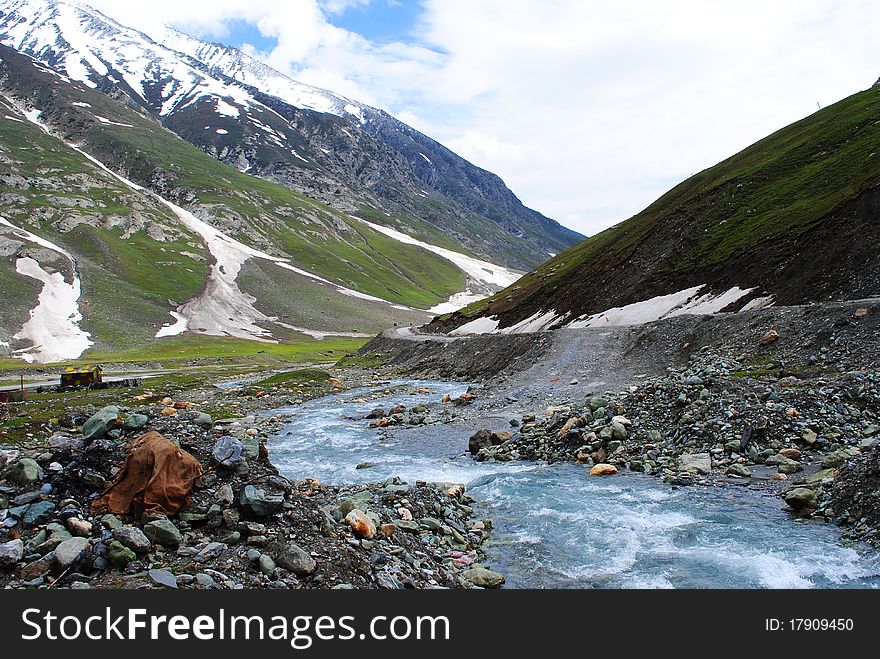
(468, 429), (493, 454)
(784, 488), (818, 512)
(462, 567), (505, 588)
(589, 463), (618, 476)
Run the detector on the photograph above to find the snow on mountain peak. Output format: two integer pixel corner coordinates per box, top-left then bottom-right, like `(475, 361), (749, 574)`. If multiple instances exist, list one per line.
(157, 25), (366, 121)
(0, 0), (368, 121)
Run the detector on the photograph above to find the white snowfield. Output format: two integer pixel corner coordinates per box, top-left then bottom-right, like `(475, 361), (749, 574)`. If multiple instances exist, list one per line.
(353, 216), (522, 313)
(0, 216), (93, 363)
(449, 285), (767, 336)
(6, 104), (416, 351)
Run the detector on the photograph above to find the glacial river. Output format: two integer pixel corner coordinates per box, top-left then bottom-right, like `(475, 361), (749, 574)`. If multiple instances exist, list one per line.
(267, 380), (880, 589)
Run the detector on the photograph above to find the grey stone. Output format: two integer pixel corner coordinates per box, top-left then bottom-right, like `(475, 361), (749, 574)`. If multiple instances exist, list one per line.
(271, 542), (316, 576)
(212, 436), (244, 467)
(197, 542), (225, 562)
(785, 488), (818, 511)
(112, 526), (151, 554)
(54, 537), (90, 569)
(725, 464), (752, 478)
(3, 458), (43, 485)
(0, 539), (23, 566)
(148, 568), (178, 588)
(195, 573), (215, 588)
(144, 519), (182, 547)
(821, 450), (851, 469)
(462, 567), (505, 588)
(678, 453), (711, 475)
(239, 485), (283, 517)
(82, 406), (120, 442)
(216, 483), (235, 505)
(610, 422), (628, 441)
(122, 414), (150, 431)
(257, 554), (276, 577)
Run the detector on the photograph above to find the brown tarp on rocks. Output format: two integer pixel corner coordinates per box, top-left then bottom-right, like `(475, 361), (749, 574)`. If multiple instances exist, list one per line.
(91, 431), (203, 518)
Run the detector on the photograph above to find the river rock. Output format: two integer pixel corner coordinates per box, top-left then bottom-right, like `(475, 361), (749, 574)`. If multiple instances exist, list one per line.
(196, 542), (226, 562)
(345, 509), (376, 539)
(239, 485), (284, 517)
(0, 539), (23, 566)
(66, 517), (93, 537)
(82, 406), (120, 442)
(3, 458), (43, 485)
(113, 526), (151, 554)
(589, 463), (618, 476)
(800, 429), (818, 446)
(468, 429), (493, 454)
(143, 519), (182, 546)
(462, 567), (505, 588)
(784, 488), (817, 511)
(54, 537), (90, 569)
(272, 542), (316, 576)
(257, 554), (276, 577)
(148, 568), (178, 589)
(610, 422), (628, 441)
(108, 541), (136, 568)
(212, 436), (244, 467)
(13, 501), (56, 526)
(821, 450), (851, 469)
(122, 414), (150, 432)
(725, 464), (752, 478)
(678, 453), (711, 475)
(776, 458), (803, 474)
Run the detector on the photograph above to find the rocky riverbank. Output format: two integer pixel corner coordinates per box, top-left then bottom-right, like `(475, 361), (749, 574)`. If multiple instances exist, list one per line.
(0, 372), (500, 590)
(458, 346), (879, 544)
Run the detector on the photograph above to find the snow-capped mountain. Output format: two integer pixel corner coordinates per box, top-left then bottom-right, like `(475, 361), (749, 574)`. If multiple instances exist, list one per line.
(158, 25), (367, 121)
(0, 0), (582, 269)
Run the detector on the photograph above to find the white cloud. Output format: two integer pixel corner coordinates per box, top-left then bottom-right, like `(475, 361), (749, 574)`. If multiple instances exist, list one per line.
(87, 0), (880, 236)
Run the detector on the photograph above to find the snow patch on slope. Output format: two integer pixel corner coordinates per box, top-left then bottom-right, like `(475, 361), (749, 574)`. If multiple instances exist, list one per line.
(450, 285), (759, 337)
(449, 316), (500, 336)
(354, 216), (521, 312)
(0, 216), (92, 363)
(567, 285), (755, 328)
(215, 98), (239, 118)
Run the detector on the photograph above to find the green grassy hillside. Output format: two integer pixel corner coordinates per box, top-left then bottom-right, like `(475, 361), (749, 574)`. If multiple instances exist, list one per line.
(437, 84), (880, 331)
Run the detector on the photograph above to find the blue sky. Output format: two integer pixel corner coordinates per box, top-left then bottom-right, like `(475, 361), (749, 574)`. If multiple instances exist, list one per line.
(332, 0), (423, 44)
(92, 0), (880, 236)
(202, 2), (425, 53)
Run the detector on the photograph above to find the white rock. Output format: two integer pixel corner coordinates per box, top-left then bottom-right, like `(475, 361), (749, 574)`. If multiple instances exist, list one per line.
(54, 537), (90, 569)
(0, 539), (24, 566)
